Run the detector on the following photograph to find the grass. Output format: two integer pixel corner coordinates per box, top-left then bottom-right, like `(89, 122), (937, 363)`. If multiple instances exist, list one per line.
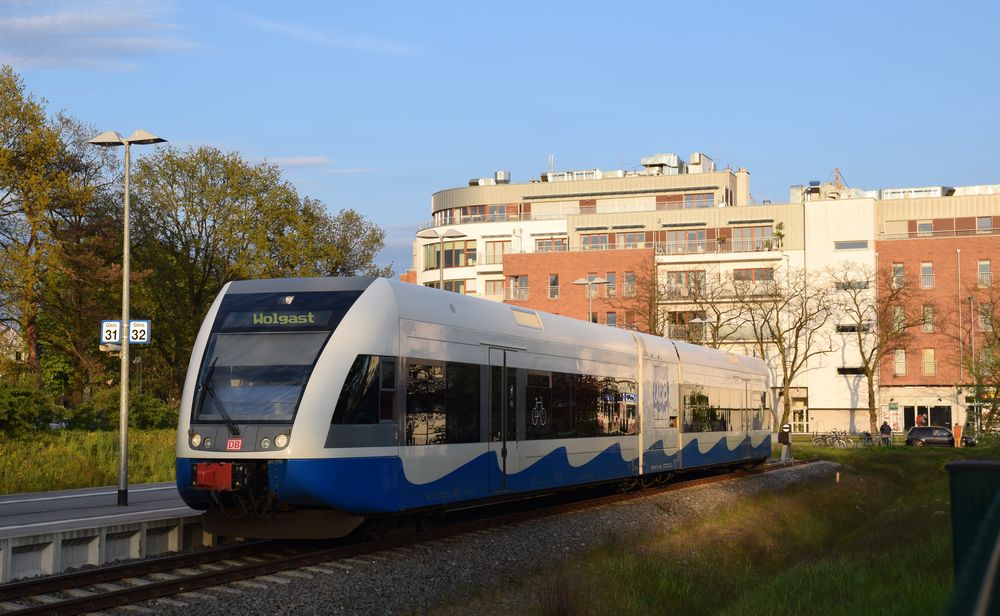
(0, 429), (177, 494)
(441, 444), (999, 616)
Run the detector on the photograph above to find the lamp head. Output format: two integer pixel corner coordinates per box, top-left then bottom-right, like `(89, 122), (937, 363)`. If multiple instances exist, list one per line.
(125, 129), (166, 145)
(88, 130), (126, 147)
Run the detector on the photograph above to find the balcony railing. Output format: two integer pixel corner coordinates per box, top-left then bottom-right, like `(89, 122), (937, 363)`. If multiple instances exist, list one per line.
(921, 274), (935, 289)
(505, 287), (529, 301)
(881, 226), (1000, 240)
(547, 285), (560, 299)
(980, 272), (994, 287)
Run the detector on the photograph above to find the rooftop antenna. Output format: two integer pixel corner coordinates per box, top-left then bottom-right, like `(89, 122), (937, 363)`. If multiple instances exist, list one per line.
(547, 154), (554, 174)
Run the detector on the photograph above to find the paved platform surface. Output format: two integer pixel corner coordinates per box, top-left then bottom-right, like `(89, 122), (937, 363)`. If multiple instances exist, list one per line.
(0, 482), (199, 540)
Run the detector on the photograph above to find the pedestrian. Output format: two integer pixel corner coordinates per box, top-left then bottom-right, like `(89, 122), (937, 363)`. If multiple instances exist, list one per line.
(879, 420), (892, 446)
(954, 423), (963, 448)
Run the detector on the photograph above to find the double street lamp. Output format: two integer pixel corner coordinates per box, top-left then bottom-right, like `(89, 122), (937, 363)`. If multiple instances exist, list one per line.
(573, 275), (609, 323)
(89, 129), (166, 507)
(416, 228), (466, 291)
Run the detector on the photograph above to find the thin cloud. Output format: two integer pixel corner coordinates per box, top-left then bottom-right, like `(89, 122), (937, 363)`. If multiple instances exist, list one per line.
(246, 16), (412, 55)
(325, 167), (379, 175)
(0, 0), (193, 70)
(269, 156), (334, 168)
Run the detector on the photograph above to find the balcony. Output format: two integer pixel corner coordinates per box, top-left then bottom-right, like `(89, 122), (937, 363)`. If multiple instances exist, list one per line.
(505, 287), (529, 302)
(980, 272), (994, 287)
(881, 226), (1000, 240)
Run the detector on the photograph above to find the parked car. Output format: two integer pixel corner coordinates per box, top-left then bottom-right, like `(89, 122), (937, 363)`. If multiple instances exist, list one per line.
(905, 426), (976, 447)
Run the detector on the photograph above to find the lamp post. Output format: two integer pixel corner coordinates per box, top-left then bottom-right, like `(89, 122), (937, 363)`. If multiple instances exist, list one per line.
(89, 129), (166, 507)
(573, 275), (609, 323)
(416, 228), (466, 291)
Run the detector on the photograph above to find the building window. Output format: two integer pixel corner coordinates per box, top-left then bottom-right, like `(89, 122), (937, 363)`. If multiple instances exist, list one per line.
(548, 274), (559, 300)
(507, 276), (528, 301)
(917, 220), (933, 237)
(892, 263), (905, 289)
(980, 259), (992, 287)
(920, 262), (934, 289)
(581, 234), (609, 251)
(834, 240), (868, 250)
(624, 272), (636, 297)
(893, 349), (907, 376)
(426, 280), (469, 293)
(683, 193), (714, 208)
(922, 305), (935, 333)
(607, 312), (617, 327)
(485, 280), (504, 299)
(978, 216), (993, 234)
(836, 323), (870, 333)
(665, 229), (706, 255)
(605, 272), (617, 297)
(618, 232), (645, 249)
(485, 240), (511, 265)
(922, 348), (936, 376)
(665, 271), (705, 297)
(893, 306), (906, 333)
(733, 268), (774, 282)
(732, 226), (773, 252)
(835, 280), (869, 291)
(981, 304), (994, 331)
(837, 367), (864, 375)
(535, 237), (567, 253)
(424, 240), (477, 271)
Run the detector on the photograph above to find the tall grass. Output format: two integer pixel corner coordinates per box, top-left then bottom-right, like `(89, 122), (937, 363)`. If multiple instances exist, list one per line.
(0, 429), (176, 494)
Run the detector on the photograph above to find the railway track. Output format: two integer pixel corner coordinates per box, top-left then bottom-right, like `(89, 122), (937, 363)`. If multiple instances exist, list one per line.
(0, 460), (813, 615)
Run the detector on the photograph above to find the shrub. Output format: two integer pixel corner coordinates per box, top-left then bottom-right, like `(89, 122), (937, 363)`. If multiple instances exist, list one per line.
(0, 382), (61, 436)
(68, 387), (177, 430)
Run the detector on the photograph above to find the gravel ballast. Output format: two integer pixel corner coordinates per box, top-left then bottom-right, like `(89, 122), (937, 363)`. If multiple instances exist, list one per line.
(156, 461), (837, 615)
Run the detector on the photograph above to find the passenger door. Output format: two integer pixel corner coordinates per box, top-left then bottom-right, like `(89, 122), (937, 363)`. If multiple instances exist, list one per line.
(488, 347), (517, 492)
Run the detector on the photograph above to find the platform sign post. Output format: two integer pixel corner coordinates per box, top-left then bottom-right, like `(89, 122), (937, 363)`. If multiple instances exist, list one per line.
(101, 320), (121, 345)
(128, 320), (151, 345)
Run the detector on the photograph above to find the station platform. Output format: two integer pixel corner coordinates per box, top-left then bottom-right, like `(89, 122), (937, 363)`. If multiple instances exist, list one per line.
(0, 483), (209, 583)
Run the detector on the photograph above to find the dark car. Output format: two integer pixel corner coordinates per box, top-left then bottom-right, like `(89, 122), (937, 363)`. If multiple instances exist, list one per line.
(905, 426), (976, 447)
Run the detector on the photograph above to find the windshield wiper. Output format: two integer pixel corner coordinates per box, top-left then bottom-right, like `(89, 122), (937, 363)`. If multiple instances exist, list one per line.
(197, 357), (241, 437)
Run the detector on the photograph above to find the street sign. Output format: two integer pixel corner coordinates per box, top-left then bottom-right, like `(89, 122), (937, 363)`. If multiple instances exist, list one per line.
(101, 320), (121, 344)
(129, 320), (151, 345)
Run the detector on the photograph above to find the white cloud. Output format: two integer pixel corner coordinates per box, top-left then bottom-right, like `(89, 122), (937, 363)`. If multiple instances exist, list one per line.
(325, 167), (379, 175)
(0, 0), (192, 70)
(245, 16), (411, 55)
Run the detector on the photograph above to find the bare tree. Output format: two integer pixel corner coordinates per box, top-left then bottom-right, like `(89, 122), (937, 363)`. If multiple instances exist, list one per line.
(827, 261), (926, 436)
(686, 266), (743, 349)
(608, 259), (669, 336)
(732, 266), (834, 427)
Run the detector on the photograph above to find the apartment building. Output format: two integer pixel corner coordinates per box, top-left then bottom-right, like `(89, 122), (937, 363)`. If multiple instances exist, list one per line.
(405, 153), (1000, 434)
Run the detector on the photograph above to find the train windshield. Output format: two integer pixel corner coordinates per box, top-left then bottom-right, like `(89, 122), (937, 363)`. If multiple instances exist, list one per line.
(193, 291), (362, 424)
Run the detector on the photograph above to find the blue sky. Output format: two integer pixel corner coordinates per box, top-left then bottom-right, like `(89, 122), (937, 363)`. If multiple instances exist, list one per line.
(3, 0), (998, 271)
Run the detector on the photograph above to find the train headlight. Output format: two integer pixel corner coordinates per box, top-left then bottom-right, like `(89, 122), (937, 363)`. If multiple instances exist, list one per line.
(203, 437), (213, 449)
(259, 437), (271, 450)
(190, 433), (202, 448)
(275, 433), (289, 449)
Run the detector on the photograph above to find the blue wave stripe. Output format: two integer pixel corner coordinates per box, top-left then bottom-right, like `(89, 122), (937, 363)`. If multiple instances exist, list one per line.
(176, 435), (770, 514)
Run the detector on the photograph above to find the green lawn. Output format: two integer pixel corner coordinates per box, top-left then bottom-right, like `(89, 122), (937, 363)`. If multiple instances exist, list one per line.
(442, 444), (998, 616)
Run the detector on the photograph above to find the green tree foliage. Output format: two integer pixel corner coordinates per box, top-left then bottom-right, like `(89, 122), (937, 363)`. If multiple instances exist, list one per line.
(0, 382), (60, 434)
(0, 66), (87, 386)
(130, 146), (389, 398)
(67, 386), (176, 430)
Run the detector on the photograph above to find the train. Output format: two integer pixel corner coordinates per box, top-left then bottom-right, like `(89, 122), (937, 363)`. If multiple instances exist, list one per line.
(175, 277), (772, 538)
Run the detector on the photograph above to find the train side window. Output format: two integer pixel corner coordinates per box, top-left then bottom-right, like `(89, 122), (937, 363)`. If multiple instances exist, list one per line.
(406, 360), (480, 445)
(332, 355), (380, 424)
(379, 358), (396, 422)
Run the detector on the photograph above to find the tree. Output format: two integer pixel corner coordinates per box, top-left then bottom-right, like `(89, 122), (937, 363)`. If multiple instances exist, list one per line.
(129, 146), (390, 397)
(686, 266), (743, 349)
(0, 65), (86, 387)
(827, 261), (926, 436)
(956, 282), (1000, 436)
(607, 259), (668, 336)
(732, 265), (834, 427)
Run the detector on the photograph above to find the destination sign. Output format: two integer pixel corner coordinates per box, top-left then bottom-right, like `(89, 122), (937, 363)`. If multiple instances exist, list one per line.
(220, 310), (334, 329)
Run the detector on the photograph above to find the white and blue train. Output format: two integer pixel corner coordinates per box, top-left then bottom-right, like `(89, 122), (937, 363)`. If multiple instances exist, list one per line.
(175, 277), (771, 538)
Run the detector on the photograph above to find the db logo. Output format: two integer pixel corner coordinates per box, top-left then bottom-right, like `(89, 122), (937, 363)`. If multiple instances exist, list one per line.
(225, 438), (243, 451)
